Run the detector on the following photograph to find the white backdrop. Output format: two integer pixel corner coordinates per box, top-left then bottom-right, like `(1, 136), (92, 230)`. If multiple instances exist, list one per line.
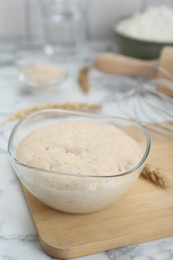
(0, 0), (142, 39)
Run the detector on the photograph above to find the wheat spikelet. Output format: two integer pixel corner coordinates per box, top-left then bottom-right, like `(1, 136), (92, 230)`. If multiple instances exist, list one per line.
(0, 102), (101, 127)
(141, 164), (169, 189)
(78, 66), (90, 94)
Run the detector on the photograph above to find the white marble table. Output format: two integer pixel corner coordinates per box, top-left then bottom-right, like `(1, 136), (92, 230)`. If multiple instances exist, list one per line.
(0, 42), (173, 260)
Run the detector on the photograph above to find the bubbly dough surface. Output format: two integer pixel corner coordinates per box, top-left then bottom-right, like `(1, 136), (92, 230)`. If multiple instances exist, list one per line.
(17, 121), (142, 176)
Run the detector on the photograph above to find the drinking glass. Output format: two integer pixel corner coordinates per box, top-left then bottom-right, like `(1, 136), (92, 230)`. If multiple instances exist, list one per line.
(40, 0), (88, 58)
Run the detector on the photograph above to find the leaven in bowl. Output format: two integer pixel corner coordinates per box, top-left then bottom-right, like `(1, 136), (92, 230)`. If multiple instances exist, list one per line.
(8, 109), (150, 214)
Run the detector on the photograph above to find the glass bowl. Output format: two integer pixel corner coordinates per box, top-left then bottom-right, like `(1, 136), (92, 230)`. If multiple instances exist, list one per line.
(8, 109), (150, 214)
(18, 62), (66, 92)
(16, 51), (66, 92)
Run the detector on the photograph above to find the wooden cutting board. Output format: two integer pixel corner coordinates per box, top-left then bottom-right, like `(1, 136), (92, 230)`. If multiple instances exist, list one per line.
(21, 125), (173, 259)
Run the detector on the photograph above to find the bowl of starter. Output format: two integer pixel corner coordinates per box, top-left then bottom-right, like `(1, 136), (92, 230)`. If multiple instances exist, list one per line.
(8, 109), (150, 214)
(114, 5), (173, 59)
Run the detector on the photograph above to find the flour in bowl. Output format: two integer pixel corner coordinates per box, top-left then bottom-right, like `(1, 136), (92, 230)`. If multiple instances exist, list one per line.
(116, 5), (173, 42)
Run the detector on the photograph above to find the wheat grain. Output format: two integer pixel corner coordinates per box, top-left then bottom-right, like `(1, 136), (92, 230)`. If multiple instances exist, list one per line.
(78, 66), (90, 94)
(141, 164), (168, 189)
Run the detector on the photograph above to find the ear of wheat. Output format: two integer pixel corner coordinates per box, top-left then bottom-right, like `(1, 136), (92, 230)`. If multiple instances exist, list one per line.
(141, 164), (169, 189)
(0, 102), (101, 127)
(78, 66), (90, 94)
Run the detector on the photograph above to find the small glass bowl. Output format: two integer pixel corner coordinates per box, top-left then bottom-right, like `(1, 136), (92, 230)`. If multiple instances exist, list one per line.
(16, 52), (66, 92)
(19, 63), (66, 92)
(8, 109), (150, 214)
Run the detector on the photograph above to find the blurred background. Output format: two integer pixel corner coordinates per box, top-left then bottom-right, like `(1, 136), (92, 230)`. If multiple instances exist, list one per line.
(0, 0), (173, 55)
(0, 0), (143, 40)
(0, 0), (173, 137)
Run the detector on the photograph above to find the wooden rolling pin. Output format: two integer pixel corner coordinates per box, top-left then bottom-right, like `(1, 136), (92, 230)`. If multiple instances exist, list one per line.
(93, 53), (158, 76)
(93, 46), (173, 96)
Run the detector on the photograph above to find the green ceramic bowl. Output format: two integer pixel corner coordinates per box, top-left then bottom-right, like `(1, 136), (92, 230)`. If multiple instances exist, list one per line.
(113, 17), (173, 60)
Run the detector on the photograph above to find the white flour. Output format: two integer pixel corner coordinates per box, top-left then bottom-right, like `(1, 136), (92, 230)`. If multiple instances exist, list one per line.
(16, 121), (143, 213)
(116, 5), (173, 42)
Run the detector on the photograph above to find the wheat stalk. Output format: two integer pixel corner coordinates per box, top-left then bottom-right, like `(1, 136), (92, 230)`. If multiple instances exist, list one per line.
(141, 164), (169, 189)
(78, 66), (90, 94)
(0, 102), (101, 127)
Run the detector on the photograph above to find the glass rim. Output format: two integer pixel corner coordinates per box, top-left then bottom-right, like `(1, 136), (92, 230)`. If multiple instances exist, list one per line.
(8, 109), (151, 178)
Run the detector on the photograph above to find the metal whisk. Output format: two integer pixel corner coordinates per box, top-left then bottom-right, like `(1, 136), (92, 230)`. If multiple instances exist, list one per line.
(119, 66), (173, 136)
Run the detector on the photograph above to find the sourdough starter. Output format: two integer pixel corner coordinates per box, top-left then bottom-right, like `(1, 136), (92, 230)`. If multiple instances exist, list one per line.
(16, 121), (143, 213)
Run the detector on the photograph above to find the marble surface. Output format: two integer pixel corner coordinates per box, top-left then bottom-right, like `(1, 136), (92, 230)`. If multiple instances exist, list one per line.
(0, 41), (173, 260)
